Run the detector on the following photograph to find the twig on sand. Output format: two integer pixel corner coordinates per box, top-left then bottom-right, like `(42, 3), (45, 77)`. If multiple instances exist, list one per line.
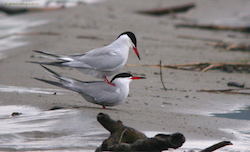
(200, 141), (233, 152)
(136, 2), (195, 16)
(207, 42), (250, 51)
(199, 88), (250, 95)
(177, 35), (223, 42)
(177, 35), (250, 51)
(126, 62), (250, 73)
(175, 23), (250, 32)
(159, 60), (167, 91)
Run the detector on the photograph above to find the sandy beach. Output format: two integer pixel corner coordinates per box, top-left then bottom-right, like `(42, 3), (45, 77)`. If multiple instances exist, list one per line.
(0, 0), (250, 151)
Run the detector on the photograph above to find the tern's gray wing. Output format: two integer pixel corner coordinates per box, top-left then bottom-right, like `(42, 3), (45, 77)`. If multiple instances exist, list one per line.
(35, 77), (120, 104)
(35, 65), (122, 106)
(77, 82), (120, 103)
(64, 46), (125, 71)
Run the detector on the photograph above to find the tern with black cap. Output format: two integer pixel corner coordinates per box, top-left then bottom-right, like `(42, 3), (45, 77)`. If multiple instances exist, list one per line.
(29, 31), (140, 84)
(35, 65), (146, 109)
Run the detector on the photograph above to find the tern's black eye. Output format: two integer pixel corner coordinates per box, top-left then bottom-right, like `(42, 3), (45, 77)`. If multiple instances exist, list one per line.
(111, 73), (133, 82)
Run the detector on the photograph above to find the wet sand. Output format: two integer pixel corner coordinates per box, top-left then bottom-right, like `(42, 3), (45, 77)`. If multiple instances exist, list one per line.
(0, 0), (250, 150)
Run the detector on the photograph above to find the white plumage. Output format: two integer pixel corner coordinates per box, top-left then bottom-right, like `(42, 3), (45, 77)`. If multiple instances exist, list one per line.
(30, 31), (140, 82)
(35, 65), (146, 108)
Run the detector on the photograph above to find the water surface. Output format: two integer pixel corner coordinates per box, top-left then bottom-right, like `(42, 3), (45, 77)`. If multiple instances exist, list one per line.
(0, 105), (249, 151)
(0, 85), (66, 95)
(0, 105), (106, 151)
(212, 105), (250, 120)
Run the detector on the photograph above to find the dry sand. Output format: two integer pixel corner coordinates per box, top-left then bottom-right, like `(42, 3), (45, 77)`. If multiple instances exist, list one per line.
(1, 0), (250, 149)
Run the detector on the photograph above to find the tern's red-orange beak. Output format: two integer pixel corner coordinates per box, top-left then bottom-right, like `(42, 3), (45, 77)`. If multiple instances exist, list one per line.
(131, 76), (146, 80)
(133, 47), (140, 60)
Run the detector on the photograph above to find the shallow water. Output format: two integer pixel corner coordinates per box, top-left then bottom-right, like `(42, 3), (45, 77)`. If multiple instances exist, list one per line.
(0, 105), (249, 152)
(1, 0), (106, 8)
(0, 105), (107, 151)
(0, 85), (66, 95)
(0, 0), (105, 59)
(212, 105), (250, 120)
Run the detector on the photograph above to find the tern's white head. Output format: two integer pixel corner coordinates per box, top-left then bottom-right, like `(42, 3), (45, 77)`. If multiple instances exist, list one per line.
(110, 73), (146, 104)
(110, 73), (146, 85)
(117, 31), (140, 60)
(110, 73), (145, 91)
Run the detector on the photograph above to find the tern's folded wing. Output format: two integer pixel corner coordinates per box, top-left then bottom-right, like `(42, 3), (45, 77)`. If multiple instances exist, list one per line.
(78, 82), (120, 102)
(75, 46), (125, 71)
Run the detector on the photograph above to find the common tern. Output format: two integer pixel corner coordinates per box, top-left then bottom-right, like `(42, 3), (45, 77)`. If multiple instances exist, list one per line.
(35, 65), (146, 109)
(30, 31), (140, 83)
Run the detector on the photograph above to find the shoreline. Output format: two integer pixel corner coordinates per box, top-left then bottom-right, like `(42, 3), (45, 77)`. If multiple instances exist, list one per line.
(0, 0), (250, 151)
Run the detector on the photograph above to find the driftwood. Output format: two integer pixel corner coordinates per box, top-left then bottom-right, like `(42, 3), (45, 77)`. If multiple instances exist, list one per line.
(126, 62), (250, 73)
(200, 141), (233, 152)
(199, 88), (250, 95)
(95, 113), (185, 152)
(95, 113), (233, 151)
(0, 5), (63, 15)
(136, 2), (195, 16)
(175, 23), (250, 32)
(207, 42), (250, 51)
(76, 35), (101, 40)
(177, 35), (223, 42)
(177, 35), (250, 51)
(227, 82), (245, 88)
(11, 112), (22, 116)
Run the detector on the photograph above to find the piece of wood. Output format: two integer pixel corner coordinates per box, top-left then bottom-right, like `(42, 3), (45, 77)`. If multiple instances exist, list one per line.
(175, 23), (250, 32)
(227, 82), (245, 88)
(159, 60), (167, 91)
(200, 141), (233, 152)
(95, 113), (185, 152)
(96, 113), (148, 151)
(126, 62), (250, 73)
(177, 35), (223, 42)
(201, 64), (222, 72)
(199, 88), (250, 95)
(137, 2), (195, 16)
(127, 133), (185, 152)
(95, 113), (234, 151)
(207, 42), (250, 51)
(76, 35), (100, 39)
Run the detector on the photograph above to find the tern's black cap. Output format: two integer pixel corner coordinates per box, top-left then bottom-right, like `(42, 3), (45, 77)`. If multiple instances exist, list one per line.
(111, 73), (133, 82)
(117, 31), (137, 48)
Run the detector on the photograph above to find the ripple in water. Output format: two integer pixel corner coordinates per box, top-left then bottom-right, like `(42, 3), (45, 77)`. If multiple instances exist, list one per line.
(0, 105), (249, 152)
(0, 105), (107, 151)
